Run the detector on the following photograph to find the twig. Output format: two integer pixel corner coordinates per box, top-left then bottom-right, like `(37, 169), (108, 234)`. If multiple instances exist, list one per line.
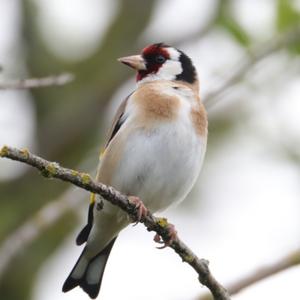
(198, 249), (300, 300)
(204, 25), (300, 109)
(0, 145), (231, 300)
(0, 73), (74, 90)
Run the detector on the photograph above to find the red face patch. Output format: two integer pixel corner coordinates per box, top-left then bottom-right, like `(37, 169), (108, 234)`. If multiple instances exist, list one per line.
(137, 43), (170, 81)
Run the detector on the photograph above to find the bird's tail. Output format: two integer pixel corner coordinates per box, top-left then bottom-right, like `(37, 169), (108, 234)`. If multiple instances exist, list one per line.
(62, 237), (117, 299)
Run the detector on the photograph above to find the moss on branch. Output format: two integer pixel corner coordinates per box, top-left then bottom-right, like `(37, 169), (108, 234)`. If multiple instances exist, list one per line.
(0, 145), (231, 300)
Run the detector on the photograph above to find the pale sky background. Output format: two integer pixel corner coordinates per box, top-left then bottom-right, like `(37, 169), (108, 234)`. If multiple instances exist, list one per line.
(0, 0), (300, 300)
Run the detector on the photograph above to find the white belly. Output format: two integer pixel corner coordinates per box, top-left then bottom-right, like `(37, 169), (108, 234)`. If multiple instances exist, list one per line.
(110, 120), (206, 213)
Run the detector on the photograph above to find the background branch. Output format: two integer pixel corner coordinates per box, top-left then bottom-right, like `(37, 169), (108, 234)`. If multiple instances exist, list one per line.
(198, 249), (300, 300)
(0, 2), (160, 298)
(203, 25), (300, 109)
(0, 145), (231, 300)
(2, 25), (299, 271)
(1, 2), (299, 299)
(0, 73), (74, 90)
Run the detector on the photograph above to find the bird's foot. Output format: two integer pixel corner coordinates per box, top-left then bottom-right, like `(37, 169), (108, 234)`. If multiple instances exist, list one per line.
(128, 196), (148, 225)
(154, 222), (178, 249)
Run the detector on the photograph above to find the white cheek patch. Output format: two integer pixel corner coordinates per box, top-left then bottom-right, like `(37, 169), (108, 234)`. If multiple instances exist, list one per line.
(156, 60), (183, 81)
(137, 47), (183, 85)
(167, 47), (181, 60)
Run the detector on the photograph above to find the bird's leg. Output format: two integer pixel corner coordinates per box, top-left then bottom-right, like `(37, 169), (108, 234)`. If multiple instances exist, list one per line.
(154, 221), (178, 249)
(128, 196), (148, 225)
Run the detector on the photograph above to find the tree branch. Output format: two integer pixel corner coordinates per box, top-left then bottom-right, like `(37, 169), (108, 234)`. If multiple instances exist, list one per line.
(0, 145), (231, 300)
(198, 249), (300, 300)
(204, 25), (300, 109)
(0, 73), (74, 90)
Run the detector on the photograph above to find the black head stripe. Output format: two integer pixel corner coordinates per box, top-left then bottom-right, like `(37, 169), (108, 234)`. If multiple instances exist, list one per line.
(176, 51), (197, 84)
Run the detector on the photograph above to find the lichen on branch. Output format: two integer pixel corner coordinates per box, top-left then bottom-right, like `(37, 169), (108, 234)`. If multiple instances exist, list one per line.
(0, 145), (231, 300)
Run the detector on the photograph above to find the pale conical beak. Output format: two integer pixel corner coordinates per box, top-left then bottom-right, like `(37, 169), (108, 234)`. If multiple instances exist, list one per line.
(117, 55), (146, 70)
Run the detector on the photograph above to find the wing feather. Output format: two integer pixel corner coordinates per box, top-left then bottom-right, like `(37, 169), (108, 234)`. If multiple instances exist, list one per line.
(104, 93), (132, 149)
(76, 93), (132, 245)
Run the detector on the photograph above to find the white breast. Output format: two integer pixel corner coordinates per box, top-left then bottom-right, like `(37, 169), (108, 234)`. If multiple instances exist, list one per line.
(109, 87), (207, 213)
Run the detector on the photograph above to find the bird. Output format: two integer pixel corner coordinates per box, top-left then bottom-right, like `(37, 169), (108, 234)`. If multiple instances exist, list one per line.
(62, 42), (208, 299)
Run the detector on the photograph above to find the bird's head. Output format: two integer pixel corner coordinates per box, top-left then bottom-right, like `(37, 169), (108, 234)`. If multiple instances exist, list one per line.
(118, 43), (198, 88)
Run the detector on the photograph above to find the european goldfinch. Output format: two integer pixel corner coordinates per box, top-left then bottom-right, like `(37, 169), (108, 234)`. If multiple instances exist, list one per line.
(62, 43), (208, 298)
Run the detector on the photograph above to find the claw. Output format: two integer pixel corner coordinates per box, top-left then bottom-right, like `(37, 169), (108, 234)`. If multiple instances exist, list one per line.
(154, 223), (178, 249)
(154, 233), (163, 244)
(128, 196), (148, 225)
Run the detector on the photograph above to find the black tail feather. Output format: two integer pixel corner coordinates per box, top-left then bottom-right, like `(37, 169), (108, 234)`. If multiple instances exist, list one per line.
(79, 237), (117, 298)
(76, 202), (94, 245)
(62, 247), (87, 293)
(62, 276), (81, 293)
(80, 280), (99, 299)
(63, 237), (117, 299)
(76, 224), (92, 246)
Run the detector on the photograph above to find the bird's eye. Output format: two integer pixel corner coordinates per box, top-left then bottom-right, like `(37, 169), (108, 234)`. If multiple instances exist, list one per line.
(155, 55), (166, 64)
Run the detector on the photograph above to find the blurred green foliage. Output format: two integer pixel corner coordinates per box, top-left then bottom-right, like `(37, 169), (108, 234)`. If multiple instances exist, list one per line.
(217, 0), (251, 47)
(276, 0), (300, 53)
(0, 0), (157, 299)
(276, 0), (300, 31)
(0, 1), (300, 300)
